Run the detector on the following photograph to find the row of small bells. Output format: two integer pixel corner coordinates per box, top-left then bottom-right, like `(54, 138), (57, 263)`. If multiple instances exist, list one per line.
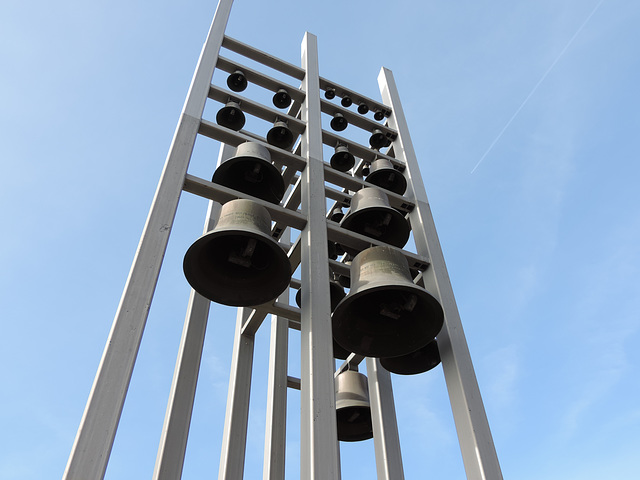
(218, 71), (393, 155)
(184, 137), (442, 444)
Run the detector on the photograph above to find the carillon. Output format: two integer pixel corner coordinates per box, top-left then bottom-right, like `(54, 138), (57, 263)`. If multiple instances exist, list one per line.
(216, 100), (246, 131)
(335, 369), (374, 442)
(366, 158), (407, 195)
(226, 69), (248, 92)
(267, 119), (294, 150)
(330, 144), (355, 172)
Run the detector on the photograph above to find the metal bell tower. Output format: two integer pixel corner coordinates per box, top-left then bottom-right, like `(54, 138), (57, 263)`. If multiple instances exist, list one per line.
(63, 0), (503, 478)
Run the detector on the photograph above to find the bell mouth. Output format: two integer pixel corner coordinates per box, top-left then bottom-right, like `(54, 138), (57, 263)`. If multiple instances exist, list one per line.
(183, 229), (291, 307)
(336, 406), (373, 442)
(332, 283), (444, 358)
(380, 340), (441, 375)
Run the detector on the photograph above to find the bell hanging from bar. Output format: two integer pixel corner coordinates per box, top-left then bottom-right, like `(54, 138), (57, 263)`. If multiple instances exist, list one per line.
(374, 110), (385, 121)
(380, 339), (441, 375)
(183, 199), (292, 307)
(341, 96), (353, 108)
(216, 101), (246, 131)
(330, 144), (355, 172)
(340, 187), (411, 252)
(267, 119), (294, 150)
(357, 103), (369, 115)
(335, 369), (373, 442)
(330, 112), (348, 132)
(325, 88), (336, 99)
(211, 142), (285, 204)
(369, 128), (388, 149)
(329, 205), (344, 223)
(272, 88), (292, 109)
(295, 279), (350, 359)
(332, 246), (444, 358)
(227, 70), (247, 92)
(366, 158), (407, 195)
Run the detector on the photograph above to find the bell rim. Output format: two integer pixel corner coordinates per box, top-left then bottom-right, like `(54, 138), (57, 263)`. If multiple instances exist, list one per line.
(336, 405), (373, 442)
(331, 282), (444, 358)
(183, 228), (291, 307)
(366, 169), (408, 195)
(380, 340), (441, 375)
(211, 157), (285, 204)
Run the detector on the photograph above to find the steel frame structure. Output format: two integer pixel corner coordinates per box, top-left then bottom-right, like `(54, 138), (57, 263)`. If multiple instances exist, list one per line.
(63, 0), (503, 478)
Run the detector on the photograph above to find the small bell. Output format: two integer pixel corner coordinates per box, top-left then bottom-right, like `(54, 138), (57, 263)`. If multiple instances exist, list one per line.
(267, 120), (294, 150)
(216, 101), (246, 131)
(332, 246), (444, 358)
(329, 206), (344, 223)
(357, 104), (369, 115)
(341, 96), (352, 108)
(330, 144), (355, 172)
(330, 113), (348, 132)
(272, 88), (292, 109)
(369, 128), (388, 149)
(366, 158), (407, 195)
(335, 369), (373, 442)
(325, 88), (336, 99)
(374, 110), (385, 121)
(227, 70), (247, 92)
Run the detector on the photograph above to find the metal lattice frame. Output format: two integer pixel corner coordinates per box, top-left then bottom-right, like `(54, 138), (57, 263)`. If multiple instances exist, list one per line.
(63, 1), (502, 479)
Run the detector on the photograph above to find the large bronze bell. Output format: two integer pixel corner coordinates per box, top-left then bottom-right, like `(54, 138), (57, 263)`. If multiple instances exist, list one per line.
(335, 369), (373, 442)
(380, 339), (441, 375)
(366, 158), (407, 195)
(183, 199), (292, 307)
(340, 187), (410, 252)
(295, 279), (351, 359)
(216, 101), (246, 131)
(267, 120), (294, 150)
(211, 142), (285, 204)
(330, 144), (355, 172)
(332, 246), (444, 358)
(227, 70), (247, 92)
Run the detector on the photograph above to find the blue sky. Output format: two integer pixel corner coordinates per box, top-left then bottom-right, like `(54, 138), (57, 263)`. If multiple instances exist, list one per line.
(1, 0), (639, 478)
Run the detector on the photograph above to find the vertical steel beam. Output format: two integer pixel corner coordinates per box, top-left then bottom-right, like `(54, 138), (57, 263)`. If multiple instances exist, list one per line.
(218, 307), (255, 480)
(299, 32), (341, 480)
(153, 144), (234, 480)
(366, 358), (405, 480)
(378, 67), (503, 480)
(63, 2), (233, 478)
(262, 308), (289, 480)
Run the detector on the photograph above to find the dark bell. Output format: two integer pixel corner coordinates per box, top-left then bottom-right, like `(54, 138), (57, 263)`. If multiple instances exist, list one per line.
(330, 144), (355, 172)
(328, 241), (338, 260)
(340, 187), (411, 252)
(357, 104), (369, 115)
(330, 113), (348, 132)
(325, 88), (336, 99)
(272, 88), (292, 109)
(332, 246), (444, 358)
(212, 142), (285, 204)
(216, 101), (246, 131)
(341, 96), (352, 107)
(183, 199), (292, 307)
(267, 120), (294, 150)
(335, 370), (373, 441)
(380, 339), (441, 375)
(366, 158), (407, 195)
(369, 129), (387, 149)
(329, 206), (344, 223)
(374, 110), (385, 121)
(227, 70), (247, 92)
(361, 164), (371, 176)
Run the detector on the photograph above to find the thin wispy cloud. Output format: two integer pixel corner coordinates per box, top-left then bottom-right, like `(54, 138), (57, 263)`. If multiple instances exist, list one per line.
(471, 0), (606, 174)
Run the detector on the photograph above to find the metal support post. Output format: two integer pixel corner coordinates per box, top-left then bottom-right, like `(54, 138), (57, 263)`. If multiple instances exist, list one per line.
(218, 307), (255, 480)
(366, 358), (405, 480)
(299, 32), (341, 480)
(63, 2), (233, 478)
(153, 144), (234, 479)
(378, 67), (503, 480)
